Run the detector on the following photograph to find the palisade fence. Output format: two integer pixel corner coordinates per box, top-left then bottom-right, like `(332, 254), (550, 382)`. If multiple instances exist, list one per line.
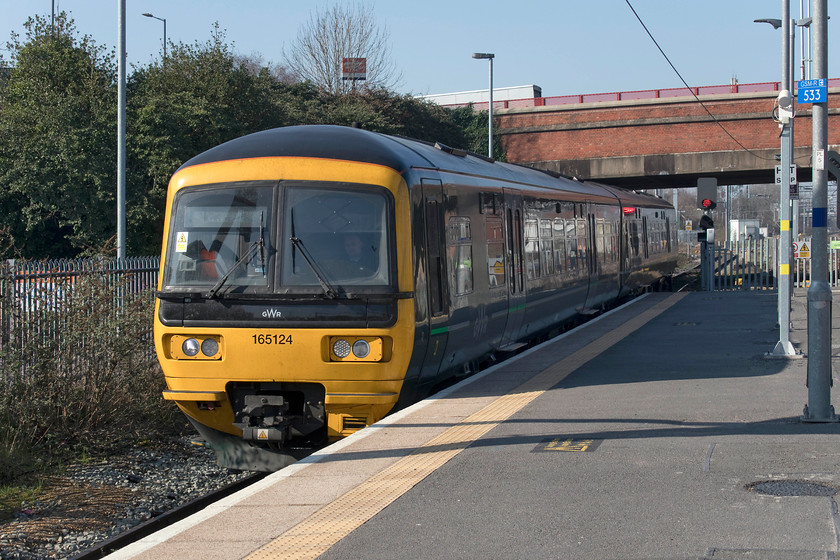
(0, 257), (160, 375)
(711, 238), (778, 291)
(701, 237), (840, 291)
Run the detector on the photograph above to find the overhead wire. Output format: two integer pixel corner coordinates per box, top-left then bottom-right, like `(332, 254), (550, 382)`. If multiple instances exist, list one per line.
(624, 0), (778, 162)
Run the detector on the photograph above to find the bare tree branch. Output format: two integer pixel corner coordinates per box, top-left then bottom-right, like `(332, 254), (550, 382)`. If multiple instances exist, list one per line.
(284, 2), (401, 94)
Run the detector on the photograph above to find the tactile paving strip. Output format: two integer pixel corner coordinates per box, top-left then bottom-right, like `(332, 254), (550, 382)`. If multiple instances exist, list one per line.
(246, 292), (687, 560)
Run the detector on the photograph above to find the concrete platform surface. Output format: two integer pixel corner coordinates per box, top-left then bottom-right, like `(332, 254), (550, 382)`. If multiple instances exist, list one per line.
(108, 290), (840, 560)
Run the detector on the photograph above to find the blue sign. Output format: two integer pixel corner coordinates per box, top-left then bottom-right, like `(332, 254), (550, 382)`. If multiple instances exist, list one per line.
(798, 79), (827, 104)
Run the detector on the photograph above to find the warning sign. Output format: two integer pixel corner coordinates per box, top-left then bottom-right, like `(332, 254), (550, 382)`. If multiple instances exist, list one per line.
(794, 241), (811, 259)
(175, 232), (189, 253)
(800, 242), (810, 258)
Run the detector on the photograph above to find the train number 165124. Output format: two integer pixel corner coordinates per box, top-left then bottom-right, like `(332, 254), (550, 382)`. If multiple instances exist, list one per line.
(252, 334), (293, 345)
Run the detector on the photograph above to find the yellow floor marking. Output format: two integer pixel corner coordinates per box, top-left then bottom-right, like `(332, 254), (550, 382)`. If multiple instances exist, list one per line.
(245, 292), (687, 560)
(543, 438), (598, 452)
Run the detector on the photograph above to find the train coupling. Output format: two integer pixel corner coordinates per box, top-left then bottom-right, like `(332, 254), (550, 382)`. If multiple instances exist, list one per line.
(232, 392), (326, 445)
(236, 395), (290, 442)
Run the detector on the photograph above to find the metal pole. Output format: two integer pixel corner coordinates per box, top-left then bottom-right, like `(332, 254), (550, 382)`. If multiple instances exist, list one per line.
(801, 0), (807, 78)
(774, 0), (796, 356)
(790, 18), (799, 243)
(472, 53), (495, 158)
(117, 0), (126, 259)
(163, 18), (167, 59)
(488, 57), (494, 158)
(803, 0), (835, 421)
(725, 186), (731, 245)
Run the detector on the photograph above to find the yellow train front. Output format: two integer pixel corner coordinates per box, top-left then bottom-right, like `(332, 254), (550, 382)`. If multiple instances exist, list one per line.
(155, 126), (417, 471)
(154, 124), (678, 471)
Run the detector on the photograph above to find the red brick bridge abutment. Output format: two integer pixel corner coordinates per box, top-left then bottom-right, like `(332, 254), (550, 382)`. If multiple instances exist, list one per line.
(495, 83), (840, 189)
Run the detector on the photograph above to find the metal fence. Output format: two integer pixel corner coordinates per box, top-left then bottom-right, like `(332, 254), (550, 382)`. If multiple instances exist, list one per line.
(699, 237), (840, 291)
(443, 78), (840, 111)
(0, 256), (160, 355)
(712, 239), (778, 291)
(791, 242), (840, 288)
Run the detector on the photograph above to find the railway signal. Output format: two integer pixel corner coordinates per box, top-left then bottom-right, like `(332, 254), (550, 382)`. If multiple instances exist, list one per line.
(696, 178), (717, 210)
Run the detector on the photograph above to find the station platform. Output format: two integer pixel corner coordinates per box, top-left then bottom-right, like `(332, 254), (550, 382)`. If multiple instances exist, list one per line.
(108, 289), (840, 560)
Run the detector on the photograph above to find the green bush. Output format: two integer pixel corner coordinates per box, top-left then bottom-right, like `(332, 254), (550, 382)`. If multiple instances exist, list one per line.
(0, 264), (179, 478)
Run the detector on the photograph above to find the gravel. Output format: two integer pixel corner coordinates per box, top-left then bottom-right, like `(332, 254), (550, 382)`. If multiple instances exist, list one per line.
(0, 437), (252, 560)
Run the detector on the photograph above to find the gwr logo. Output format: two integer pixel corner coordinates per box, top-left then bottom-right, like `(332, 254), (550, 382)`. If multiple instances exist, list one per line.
(262, 308), (283, 318)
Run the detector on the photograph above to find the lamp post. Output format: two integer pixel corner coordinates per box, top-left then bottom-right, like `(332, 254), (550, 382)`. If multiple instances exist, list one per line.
(117, 0), (126, 259)
(755, 8), (796, 357)
(791, 16), (813, 241)
(804, 0), (835, 422)
(472, 52), (494, 158)
(142, 12), (167, 59)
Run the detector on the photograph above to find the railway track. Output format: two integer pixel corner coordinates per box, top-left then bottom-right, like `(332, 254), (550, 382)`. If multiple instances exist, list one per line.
(0, 439), (269, 560)
(68, 472), (268, 560)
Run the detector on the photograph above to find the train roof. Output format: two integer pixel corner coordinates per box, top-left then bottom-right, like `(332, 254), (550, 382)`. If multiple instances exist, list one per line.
(179, 125), (671, 209)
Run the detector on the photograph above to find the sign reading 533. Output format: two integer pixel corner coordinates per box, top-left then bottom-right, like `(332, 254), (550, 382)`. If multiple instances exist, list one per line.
(798, 79), (827, 104)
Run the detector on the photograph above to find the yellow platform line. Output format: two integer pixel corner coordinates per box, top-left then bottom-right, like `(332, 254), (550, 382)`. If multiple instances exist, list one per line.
(245, 292), (687, 560)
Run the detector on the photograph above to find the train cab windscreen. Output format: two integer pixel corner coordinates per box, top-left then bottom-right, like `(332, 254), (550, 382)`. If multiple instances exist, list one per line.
(163, 184), (273, 291)
(162, 182), (394, 294)
(281, 186), (392, 287)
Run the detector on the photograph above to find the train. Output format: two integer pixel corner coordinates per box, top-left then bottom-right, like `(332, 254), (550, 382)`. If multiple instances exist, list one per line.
(154, 124), (678, 471)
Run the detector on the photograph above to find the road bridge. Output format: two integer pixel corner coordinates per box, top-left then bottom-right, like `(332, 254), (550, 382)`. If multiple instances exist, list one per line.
(486, 80), (840, 189)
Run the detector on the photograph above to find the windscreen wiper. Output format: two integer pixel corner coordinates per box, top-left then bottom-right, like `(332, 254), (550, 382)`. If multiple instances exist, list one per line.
(205, 212), (265, 299)
(289, 236), (340, 299)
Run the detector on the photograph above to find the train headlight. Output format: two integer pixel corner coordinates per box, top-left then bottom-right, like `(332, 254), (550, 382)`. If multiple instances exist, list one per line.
(170, 335), (223, 360)
(332, 339), (352, 358)
(182, 338), (200, 357)
(329, 336), (384, 362)
(352, 339), (370, 359)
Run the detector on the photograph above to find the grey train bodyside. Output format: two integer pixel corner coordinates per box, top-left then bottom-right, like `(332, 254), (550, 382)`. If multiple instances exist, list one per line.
(391, 146), (677, 406)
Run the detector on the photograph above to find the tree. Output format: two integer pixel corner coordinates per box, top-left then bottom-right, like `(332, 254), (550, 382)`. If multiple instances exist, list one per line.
(284, 3), (401, 95)
(127, 25), (290, 254)
(0, 13), (117, 258)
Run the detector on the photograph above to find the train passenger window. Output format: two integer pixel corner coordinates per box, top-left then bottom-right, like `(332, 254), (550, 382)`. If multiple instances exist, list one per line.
(524, 219), (540, 279)
(281, 185), (392, 287)
(576, 219), (588, 271)
(629, 221), (640, 257)
(540, 219), (554, 276)
(447, 217), (473, 296)
(596, 220), (606, 268)
(164, 184), (273, 289)
(485, 218), (505, 287)
(553, 219), (566, 274)
(565, 220), (577, 273)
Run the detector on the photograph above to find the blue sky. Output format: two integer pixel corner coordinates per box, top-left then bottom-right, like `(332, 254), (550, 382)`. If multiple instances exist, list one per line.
(1, 1), (838, 98)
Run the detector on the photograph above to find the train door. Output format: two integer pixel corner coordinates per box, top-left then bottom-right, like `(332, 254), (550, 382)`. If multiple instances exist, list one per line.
(499, 188), (526, 350)
(585, 204), (621, 311)
(418, 179), (449, 381)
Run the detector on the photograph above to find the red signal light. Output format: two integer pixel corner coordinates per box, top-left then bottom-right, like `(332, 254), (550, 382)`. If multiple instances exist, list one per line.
(701, 198), (716, 210)
(622, 206), (636, 215)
